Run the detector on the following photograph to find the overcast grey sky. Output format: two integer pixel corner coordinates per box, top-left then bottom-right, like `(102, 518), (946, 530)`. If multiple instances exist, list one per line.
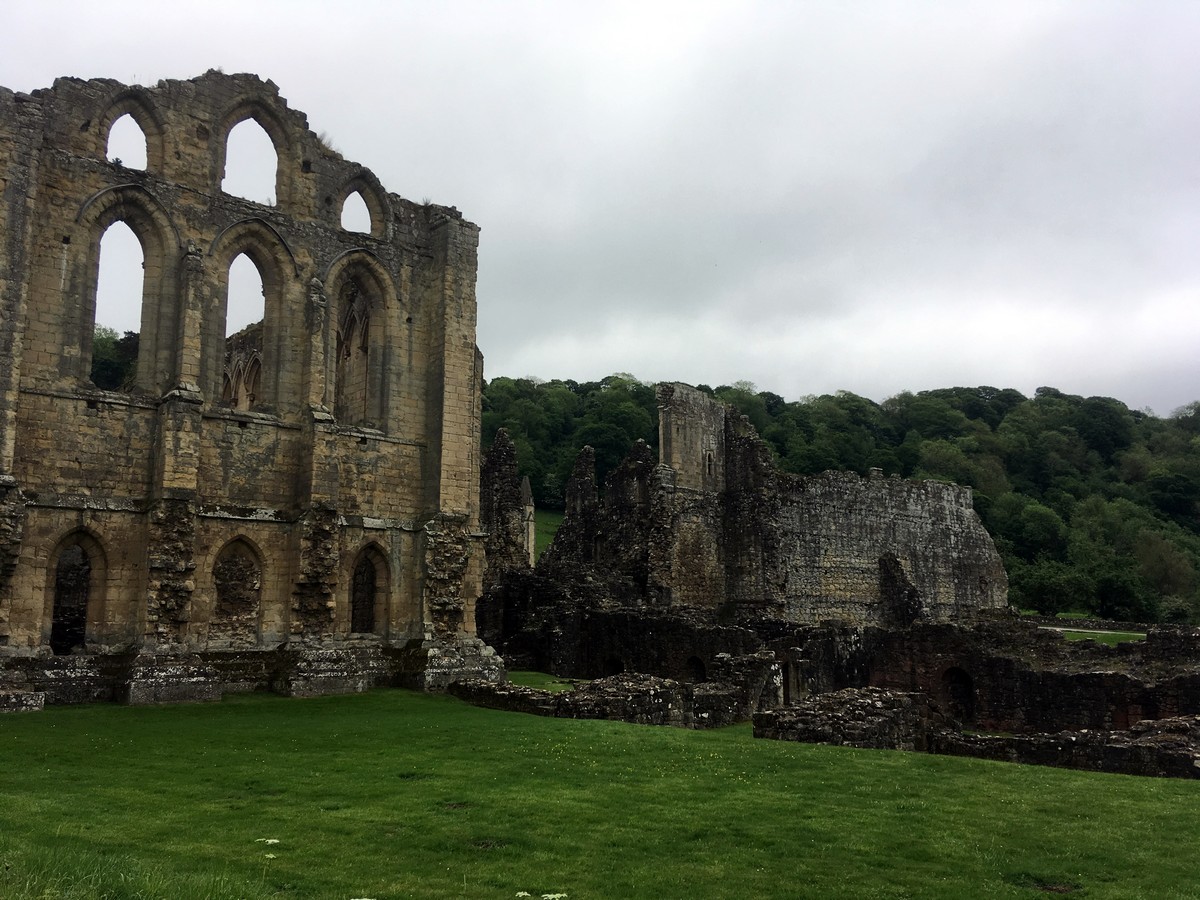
(4, 1), (1198, 414)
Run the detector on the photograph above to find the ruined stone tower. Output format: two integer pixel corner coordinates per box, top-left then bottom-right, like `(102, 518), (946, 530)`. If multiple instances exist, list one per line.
(0, 72), (500, 701)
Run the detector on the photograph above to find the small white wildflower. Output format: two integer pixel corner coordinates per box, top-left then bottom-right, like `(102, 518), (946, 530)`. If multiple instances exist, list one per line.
(254, 838), (280, 844)
(542, 894), (568, 900)
(516, 894), (532, 898)
(263, 853), (277, 859)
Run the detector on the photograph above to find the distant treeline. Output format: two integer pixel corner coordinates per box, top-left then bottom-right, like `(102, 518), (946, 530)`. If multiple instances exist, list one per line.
(482, 374), (1200, 624)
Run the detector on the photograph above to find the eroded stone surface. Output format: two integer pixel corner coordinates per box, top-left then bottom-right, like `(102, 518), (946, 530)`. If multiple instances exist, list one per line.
(501, 384), (1006, 631)
(0, 71), (498, 699)
(450, 665), (771, 729)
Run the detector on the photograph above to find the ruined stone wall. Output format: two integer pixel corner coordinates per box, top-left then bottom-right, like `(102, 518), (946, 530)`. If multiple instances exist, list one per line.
(753, 685), (1200, 779)
(744, 469), (1008, 623)
(528, 383), (1006, 627)
(0, 73), (490, 685)
(865, 621), (1200, 733)
(651, 384), (1009, 622)
(479, 428), (534, 587)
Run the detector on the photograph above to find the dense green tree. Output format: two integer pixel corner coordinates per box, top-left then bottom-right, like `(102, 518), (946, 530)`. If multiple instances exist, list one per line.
(90, 326), (138, 390)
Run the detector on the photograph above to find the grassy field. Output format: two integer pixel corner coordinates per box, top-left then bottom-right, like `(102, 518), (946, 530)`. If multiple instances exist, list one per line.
(506, 670), (580, 693)
(1057, 629), (1147, 646)
(533, 509), (563, 560)
(2, 689), (1199, 899)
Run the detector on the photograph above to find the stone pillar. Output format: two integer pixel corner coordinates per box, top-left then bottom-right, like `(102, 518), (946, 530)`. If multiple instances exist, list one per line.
(144, 243), (206, 649)
(172, 242), (207, 400)
(0, 91), (38, 635)
(0, 93), (40, 476)
(422, 217), (484, 635)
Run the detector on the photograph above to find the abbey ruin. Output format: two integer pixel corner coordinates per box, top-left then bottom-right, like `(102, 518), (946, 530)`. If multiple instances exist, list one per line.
(476, 386), (1200, 778)
(5, 71), (1199, 780)
(0, 72), (499, 702)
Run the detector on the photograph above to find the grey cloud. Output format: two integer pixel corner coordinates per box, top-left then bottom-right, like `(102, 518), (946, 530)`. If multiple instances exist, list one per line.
(4, 0), (1197, 413)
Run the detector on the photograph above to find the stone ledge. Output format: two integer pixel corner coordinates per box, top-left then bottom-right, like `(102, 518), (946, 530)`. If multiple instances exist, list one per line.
(0, 690), (45, 712)
(753, 686), (1200, 779)
(450, 672), (750, 729)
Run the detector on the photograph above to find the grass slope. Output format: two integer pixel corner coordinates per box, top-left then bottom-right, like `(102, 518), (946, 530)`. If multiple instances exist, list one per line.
(534, 509), (563, 561)
(1, 690), (1198, 899)
(1057, 629), (1147, 646)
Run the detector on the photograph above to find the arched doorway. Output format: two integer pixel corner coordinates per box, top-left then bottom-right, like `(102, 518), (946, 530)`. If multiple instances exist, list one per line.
(349, 546), (388, 636)
(351, 555), (376, 634)
(942, 667), (977, 724)
(51, 544), (91, 655)
(210, 540), (262, 648)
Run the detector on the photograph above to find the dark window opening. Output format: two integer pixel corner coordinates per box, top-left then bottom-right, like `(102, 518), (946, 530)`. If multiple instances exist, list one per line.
(51, 545), (90, 655)
(335, 278), (374, 426)
(351, 555), (377, 634)
(942, 667), (976, 724)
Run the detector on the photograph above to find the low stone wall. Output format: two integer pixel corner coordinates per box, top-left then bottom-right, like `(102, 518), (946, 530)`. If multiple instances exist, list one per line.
(930, 718), (1200, 779)
(0, 690), (44, 712)
(753, 686), (1200, 779)
(0, 637), (503, 706)
(752, 688), (951, 751)
(450, 672), (752, 729)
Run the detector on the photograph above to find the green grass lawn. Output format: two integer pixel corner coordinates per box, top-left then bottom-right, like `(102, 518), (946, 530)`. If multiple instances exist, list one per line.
(534, 509), (563, 560)
(505, 670), (580, 693)
(2, 690), (1199, 899)
(1057, 629), (1147, 646)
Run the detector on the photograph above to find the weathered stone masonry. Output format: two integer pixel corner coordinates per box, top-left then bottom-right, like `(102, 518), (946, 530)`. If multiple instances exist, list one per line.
(0, 72), (500, 701)
(478, 383), (1009, 714)
(524, 382), (1008, 630)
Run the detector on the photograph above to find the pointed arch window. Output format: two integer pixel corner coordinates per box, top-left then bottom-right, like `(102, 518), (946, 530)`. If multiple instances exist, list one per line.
(351, 556), (376, 634)
(340, 190), (373, 233)
(335, 276), (378, 426)
(105, 113), (148, 170)
(48, 533), (105, 656)
(226, 253), (265, 337)
(90, 220), (144, 391)
(76, 189), (177, 395)
(349, 547), (388, 635)
(221, 252), (267, 409)
(51, 545), (90, 655)
(222, 119), (278, 205)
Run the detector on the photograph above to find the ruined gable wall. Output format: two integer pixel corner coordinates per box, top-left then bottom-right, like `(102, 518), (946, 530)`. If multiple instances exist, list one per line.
(657, 383), (1008, 624)
(0, 72), (486, 658)
(752, 471), (1008, 623)
(479, 428), (533, 588)
(652, 384), (726, 607)
(0, 87), (40, 476)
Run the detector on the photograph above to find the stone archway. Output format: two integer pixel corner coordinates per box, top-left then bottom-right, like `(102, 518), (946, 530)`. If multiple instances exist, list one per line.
(351, 554), (376, 634)
(51, 544), (91, 655)
(941, 667), (976, 724)
(210, 540), (262, 648)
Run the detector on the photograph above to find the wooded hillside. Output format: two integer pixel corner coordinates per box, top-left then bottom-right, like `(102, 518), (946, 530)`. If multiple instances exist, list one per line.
(483, 375), (1200, 623)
